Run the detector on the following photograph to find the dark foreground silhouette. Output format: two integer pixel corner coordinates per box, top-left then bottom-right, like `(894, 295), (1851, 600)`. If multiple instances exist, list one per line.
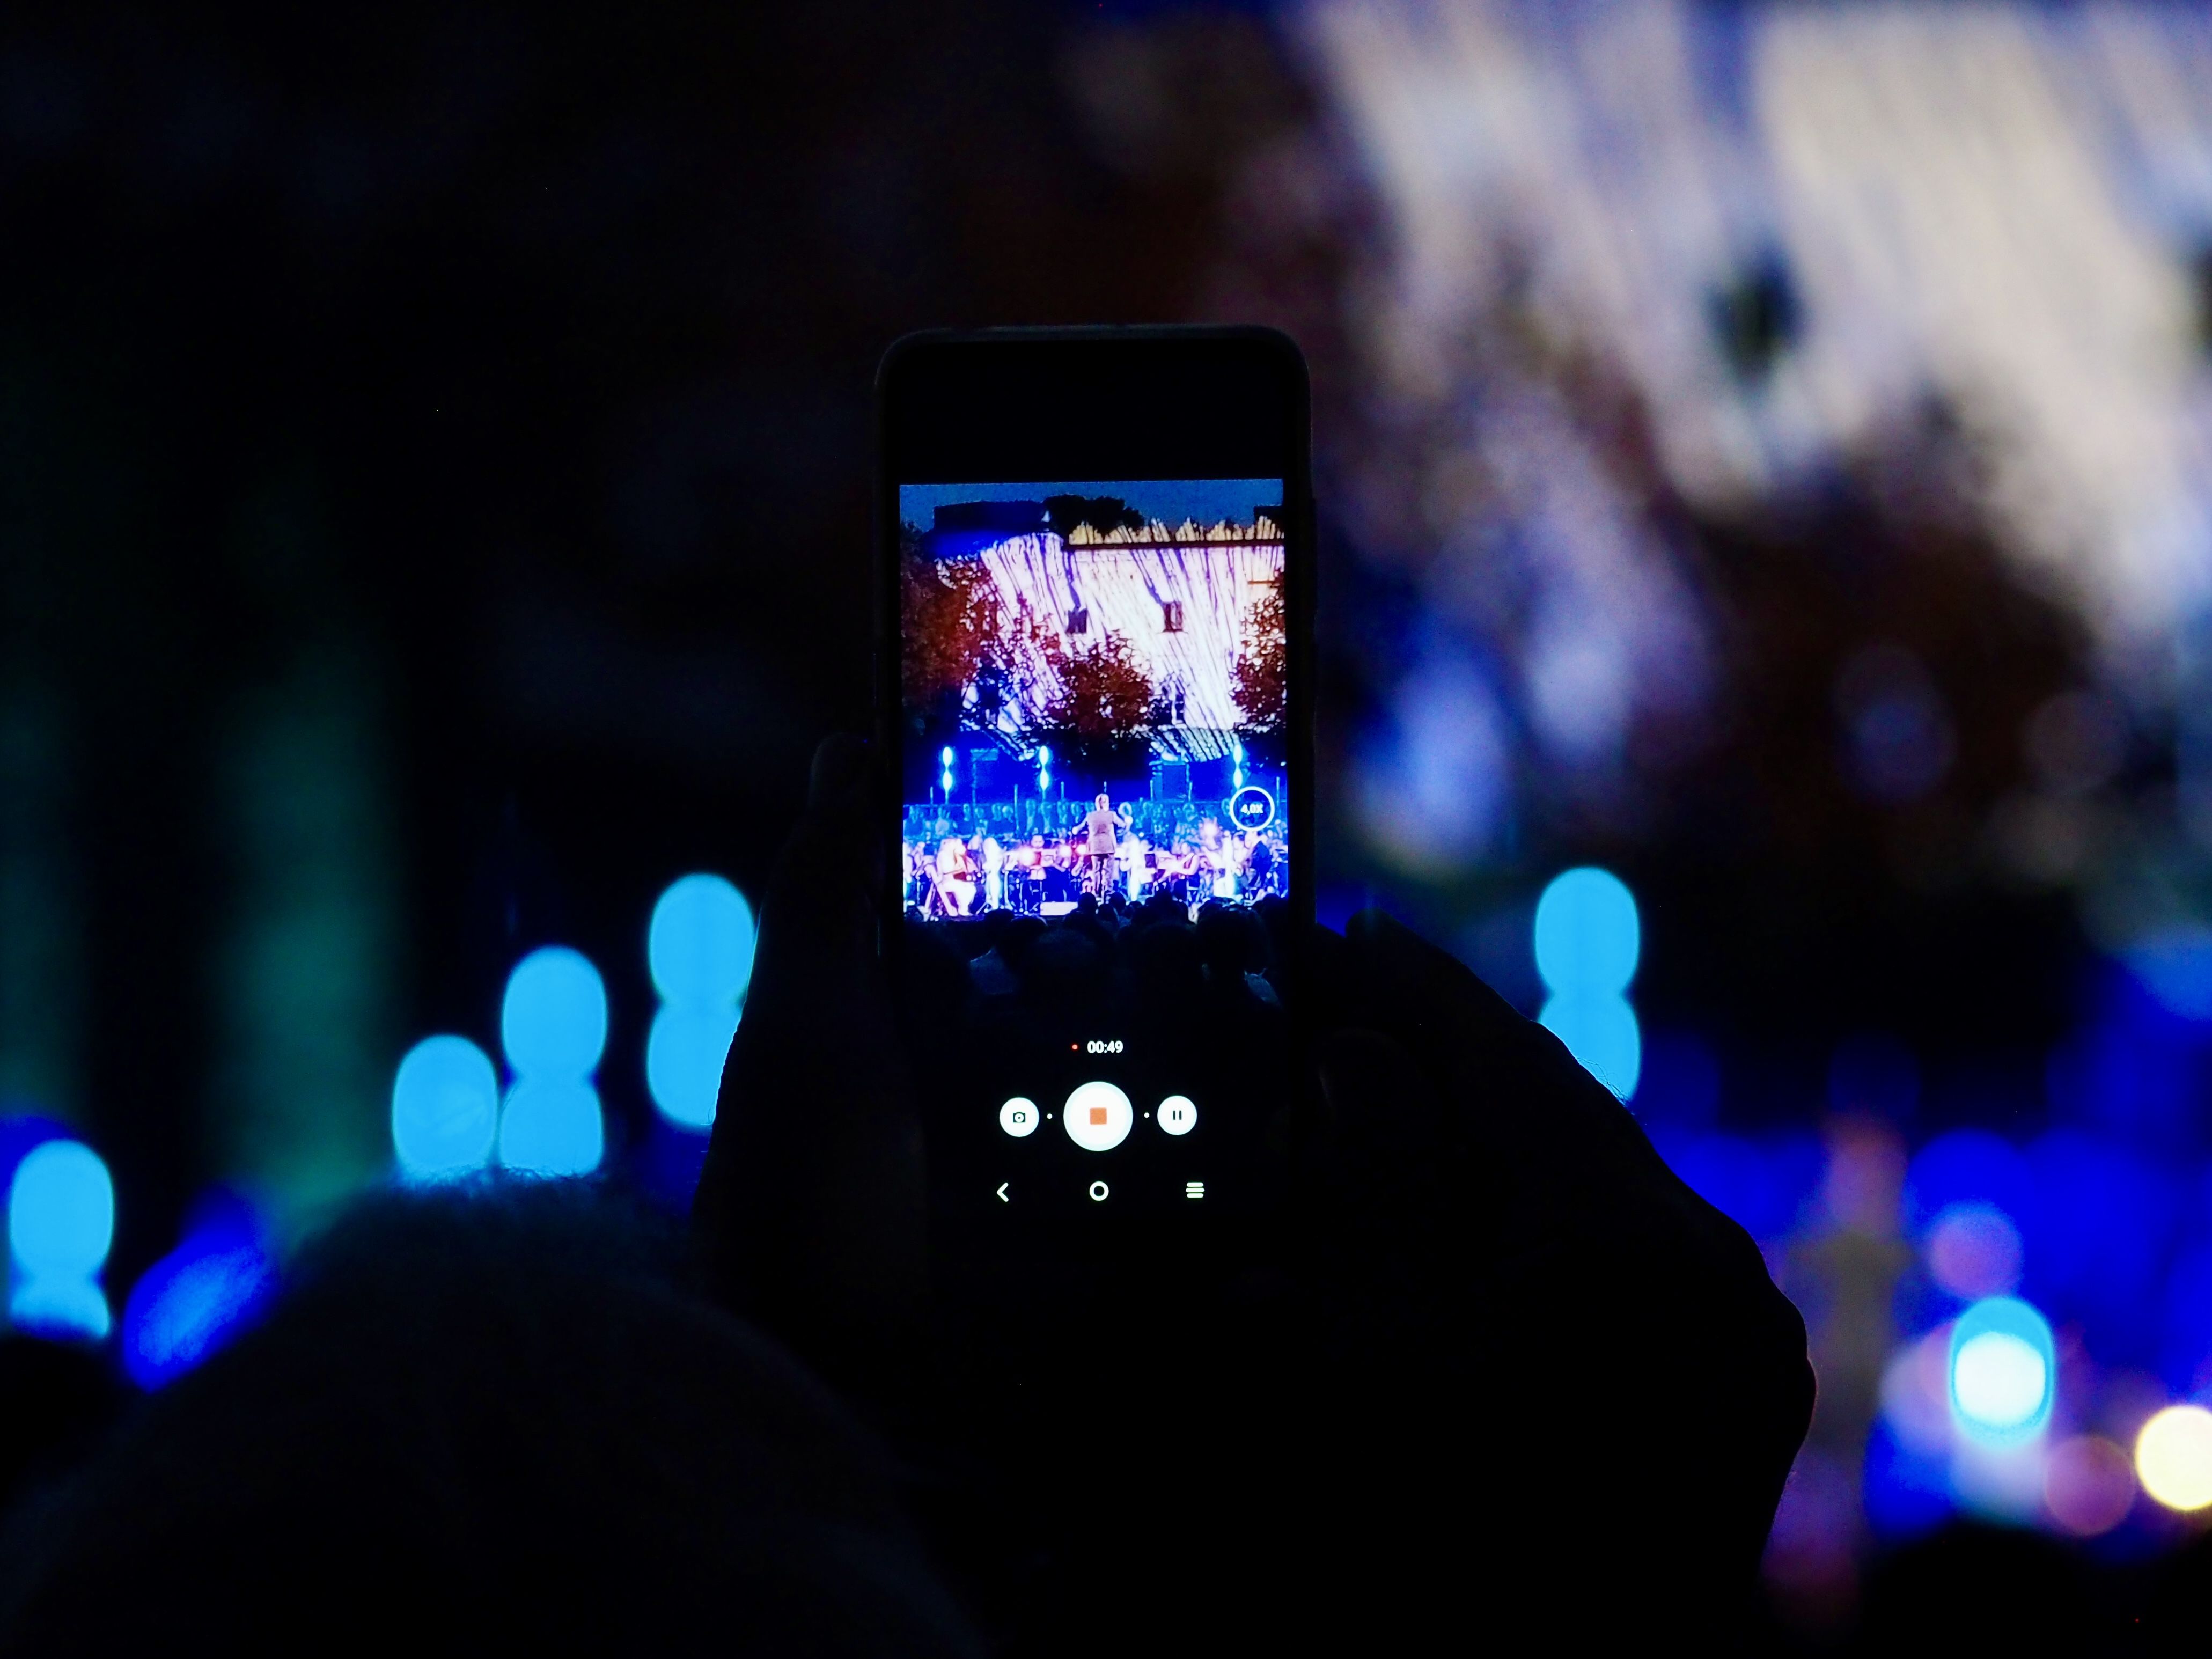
(0, 738), (1818, 1650)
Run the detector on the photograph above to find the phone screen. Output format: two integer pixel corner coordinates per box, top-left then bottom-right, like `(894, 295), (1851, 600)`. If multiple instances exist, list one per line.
(878, 332), (1309, 1231)
(894, 478), (1291, 1212)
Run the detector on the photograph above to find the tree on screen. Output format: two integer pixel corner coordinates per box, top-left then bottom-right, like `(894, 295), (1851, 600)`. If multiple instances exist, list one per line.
(1043, 495), (1145, 540)
(900, 525), (997, 724)
(1232, 575), (1288, 735)
(1042, 630), (1156, 739)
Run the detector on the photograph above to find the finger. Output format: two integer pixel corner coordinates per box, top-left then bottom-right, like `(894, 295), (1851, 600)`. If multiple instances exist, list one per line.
(740, 734), (878, 1029)
(696, 736), (925, 1401)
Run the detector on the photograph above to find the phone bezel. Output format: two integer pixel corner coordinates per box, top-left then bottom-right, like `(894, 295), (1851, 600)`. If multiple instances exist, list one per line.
(873, 325), (1316, 950)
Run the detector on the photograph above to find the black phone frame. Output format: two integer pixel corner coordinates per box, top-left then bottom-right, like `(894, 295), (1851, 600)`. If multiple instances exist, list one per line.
(873, 324), (1315, 951)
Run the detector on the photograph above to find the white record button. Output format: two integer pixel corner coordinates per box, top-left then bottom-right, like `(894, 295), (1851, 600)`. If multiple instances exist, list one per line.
(1157, 1095), (1197, 1137)
(1062, 1081), (1134, 1152)
(998, 1097), (1039, 1138)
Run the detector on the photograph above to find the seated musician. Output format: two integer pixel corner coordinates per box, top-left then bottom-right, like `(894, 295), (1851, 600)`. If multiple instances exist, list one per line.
(935, 835), (976, 916)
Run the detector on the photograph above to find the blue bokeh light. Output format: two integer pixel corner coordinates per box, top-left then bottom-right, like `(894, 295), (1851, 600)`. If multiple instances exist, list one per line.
(120, 1194), (276, 1390)
(1634, 1030), (1721, 1127)
(1862, 1420), (1954, 1539)
(8, 1140), (114, 1282)
(497, 1078), (606, 1178)
(1949, 1296), (2055, 1447)
(2160, 1239), (2212, 1394)
(1533, 867), (1640, 996)
(2126, 926), (2212, 1023)
(1540, 989), (1642, 1099)
(390, 1034), (499, 1182)
(501, 947), (608, 1080)
(648, 875), (755, 1010)
(8, 1140), (115, 1341)
(646, 1004), (739, 1130)
(1904, 1129), (2034, 1237)
(2026, 1129), (2171, 1371)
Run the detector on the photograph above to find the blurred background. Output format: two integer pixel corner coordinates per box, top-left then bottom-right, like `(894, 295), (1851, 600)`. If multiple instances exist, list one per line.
(4, 0), (2212, 1639)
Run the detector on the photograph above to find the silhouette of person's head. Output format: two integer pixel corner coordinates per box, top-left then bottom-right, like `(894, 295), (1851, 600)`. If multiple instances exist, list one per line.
(0, 1186), (978, 1655)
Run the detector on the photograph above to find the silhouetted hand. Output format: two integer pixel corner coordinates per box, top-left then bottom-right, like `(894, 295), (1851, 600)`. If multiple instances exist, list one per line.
(703, 738), (1813, 1641)
(1295, 910), (1814, 1634)
(695, 735), (927, 1404)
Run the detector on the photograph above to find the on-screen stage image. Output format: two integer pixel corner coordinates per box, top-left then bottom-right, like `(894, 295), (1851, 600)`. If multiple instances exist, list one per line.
(898, 479), (1289, 924)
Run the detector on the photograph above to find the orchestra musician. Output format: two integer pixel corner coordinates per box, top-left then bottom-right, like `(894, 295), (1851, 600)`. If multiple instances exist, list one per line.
(935, 834), (976, 917)
(980, 834), (1005, 913)
(1012, 832), (1049, 915)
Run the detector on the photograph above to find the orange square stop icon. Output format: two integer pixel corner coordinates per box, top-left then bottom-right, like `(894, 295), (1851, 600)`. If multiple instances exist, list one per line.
(1089, 1105), (1108, 1125)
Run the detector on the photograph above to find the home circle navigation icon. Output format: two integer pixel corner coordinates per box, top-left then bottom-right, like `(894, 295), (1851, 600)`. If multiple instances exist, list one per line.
(1228, 785), (1274, 833)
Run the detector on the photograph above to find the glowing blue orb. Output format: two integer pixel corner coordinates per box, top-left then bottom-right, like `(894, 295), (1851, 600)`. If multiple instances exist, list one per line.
(648, 874), (755, 1009)
(941, 745), (956, 766)
(391, 1034), (499, 1181)
(497, 1078), (605, 1177)
(646, 1003), (740, 1129)
(1533, 867), (1640, 997)
(1038, 746), (1052, 765)
(1950, 1296), (2055, 1445)
(501, 947), (608, 1079)
(8, 1141), (114, 1281)
(1541, 990), (1642, 1099)
(121, 1236), (276, 1390)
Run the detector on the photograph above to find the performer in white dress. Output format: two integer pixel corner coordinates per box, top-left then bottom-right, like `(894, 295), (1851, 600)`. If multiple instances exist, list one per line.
(936, 835), (976, 916)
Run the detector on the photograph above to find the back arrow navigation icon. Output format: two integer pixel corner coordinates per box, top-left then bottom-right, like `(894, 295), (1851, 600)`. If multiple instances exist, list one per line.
(996, 1183), (1009, 1202)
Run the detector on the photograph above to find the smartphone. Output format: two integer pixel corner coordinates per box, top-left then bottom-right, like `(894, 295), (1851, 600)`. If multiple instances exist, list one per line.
(875, 327), (1313, 1244)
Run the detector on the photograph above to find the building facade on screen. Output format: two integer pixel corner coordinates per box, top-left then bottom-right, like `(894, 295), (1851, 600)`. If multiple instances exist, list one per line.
(898, 481), (1288, 917)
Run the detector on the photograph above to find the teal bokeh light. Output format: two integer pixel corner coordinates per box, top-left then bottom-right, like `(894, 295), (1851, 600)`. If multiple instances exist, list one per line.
(391, 1035), (499, 1181)
(647, 875), (756, 1010)
(501, 947), (608, 1080)
(1533, 867), (1641, 997)
(646, 1004), (740, 1130)
(1541, 991), (1643, 1099)
(8, 1140), (115, 1341)
(497, 1077), (606, 1178)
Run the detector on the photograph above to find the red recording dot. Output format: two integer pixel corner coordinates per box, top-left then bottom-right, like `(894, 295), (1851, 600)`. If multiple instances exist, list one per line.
(1069, 1043), (1078, 1051)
